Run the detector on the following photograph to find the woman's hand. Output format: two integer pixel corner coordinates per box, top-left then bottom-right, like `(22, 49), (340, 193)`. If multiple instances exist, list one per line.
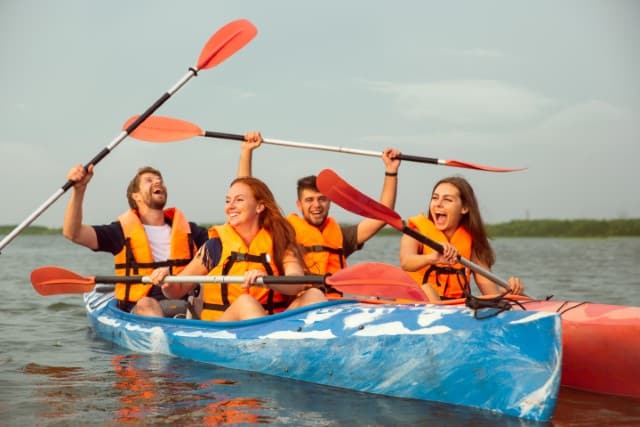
(149, 267), (182, 297)
(430, 242), (459, 265)
(507, 276), (525, 295)
(148, 267), (170, 285)
(382, 147), (401, 173)
(242, 131), (263, 152)
(242, 269), (266, 290)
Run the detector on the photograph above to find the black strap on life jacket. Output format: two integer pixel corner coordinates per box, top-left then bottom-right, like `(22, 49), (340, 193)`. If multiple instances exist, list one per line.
(422, 265), (470, 300)
(202, 251), (286, 314)
(115, 234), (195, 302)
(422, 264), (512, 319)
(302, 246), (345, 293)
(302, 245), (345, 269)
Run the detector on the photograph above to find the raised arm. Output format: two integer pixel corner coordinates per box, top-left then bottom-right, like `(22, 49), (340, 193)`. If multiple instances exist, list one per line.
(236, 131), (263, 178)
(62, 164), (99, 249)
(355, 147), (401, 244)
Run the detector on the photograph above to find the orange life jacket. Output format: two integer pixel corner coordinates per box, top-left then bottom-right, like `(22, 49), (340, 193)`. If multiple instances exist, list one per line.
(287, 213), (345, 274)
(113, 208), (196, 303)
(199, 224), (291, 321)
(406, 214), (472, 299)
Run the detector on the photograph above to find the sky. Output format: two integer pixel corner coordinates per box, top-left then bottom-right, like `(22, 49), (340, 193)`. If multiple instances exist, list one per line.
(1, 1), (639, 233)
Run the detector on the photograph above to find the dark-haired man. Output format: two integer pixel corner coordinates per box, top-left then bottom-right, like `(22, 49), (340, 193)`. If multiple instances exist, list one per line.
(63, 164), (208, 316)
(237, 134), (401, 275)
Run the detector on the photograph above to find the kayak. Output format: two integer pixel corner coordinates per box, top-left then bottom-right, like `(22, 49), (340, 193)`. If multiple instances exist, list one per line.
(513, 299), (640, 398)
(428, 296), (640, 398)
(84, 291), (562, 421)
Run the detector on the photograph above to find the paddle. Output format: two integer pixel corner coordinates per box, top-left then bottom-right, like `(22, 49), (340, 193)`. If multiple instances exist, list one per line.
(316, 168), (514, 292)
(122, 115), (526, 173)
(30, 262), (431, 301)
(0, 19), (257, 254)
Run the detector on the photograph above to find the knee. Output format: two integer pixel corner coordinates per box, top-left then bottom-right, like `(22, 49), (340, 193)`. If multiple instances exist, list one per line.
(132, 297), (162, 317)
(297, 287), (327, 305)
(305, 287), (327, 302)
(224, 294), (265, 321)
(235, 293), (261, 307)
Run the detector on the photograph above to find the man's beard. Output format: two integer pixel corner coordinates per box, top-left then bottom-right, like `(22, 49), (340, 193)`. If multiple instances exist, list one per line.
(306, 212), (327, 227)
(145, 190), (167, 210)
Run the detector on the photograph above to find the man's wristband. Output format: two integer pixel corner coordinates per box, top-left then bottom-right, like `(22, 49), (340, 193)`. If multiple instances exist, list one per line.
(385, 172), (398, 177)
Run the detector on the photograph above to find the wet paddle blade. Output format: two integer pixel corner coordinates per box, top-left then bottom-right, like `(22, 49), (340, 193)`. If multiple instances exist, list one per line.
(328, 263), (429, 302)
(442, 159), (527, 172)
(125, 115), (204, 142)
(196, 19), (258, 70)
(316, 169), (405, 231)
(31, 266), (96, 296)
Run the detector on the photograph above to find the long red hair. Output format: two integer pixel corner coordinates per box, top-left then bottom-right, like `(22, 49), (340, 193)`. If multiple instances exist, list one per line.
(230, 177), (305, 273)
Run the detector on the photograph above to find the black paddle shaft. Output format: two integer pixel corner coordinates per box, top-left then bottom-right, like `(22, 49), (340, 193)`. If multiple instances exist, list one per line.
(205, 130), (244, 141)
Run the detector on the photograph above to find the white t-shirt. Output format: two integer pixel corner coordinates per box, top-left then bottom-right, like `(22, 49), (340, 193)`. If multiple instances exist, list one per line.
(143, 224), (172, 262)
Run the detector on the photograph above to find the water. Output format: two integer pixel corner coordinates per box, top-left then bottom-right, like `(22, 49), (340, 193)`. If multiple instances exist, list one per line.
(1, 235), (640, 426)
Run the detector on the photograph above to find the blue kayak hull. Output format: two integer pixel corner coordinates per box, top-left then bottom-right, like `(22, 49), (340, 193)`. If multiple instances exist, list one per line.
(84, 292), (561, 421)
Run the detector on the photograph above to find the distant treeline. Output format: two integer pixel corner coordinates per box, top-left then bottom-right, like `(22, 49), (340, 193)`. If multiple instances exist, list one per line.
(486, 219), (640, 237)
(0, 225), (61, 235)
(2, 218), (640, 238)
(374, 218), (640, 238)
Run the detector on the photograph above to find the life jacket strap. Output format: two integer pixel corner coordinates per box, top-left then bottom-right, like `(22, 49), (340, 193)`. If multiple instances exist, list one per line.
(302, 245), (345, 269)
(423, 265), (470, 298)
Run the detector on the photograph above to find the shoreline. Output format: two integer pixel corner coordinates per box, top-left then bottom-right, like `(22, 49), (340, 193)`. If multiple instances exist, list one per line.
(3, 218), (640, 238)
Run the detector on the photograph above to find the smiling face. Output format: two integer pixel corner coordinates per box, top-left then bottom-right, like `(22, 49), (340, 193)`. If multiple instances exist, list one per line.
(225, 182), (264, 229)
(296, 188), (331, 227)
(132, 172), (167, 210)
(429, 182), (469, 238)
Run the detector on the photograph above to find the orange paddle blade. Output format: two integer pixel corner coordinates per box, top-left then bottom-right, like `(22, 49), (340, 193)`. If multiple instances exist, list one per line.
(30, 266), (96, 296)
(328, 263), (429, 302)
(442, 159), (527, 172)
(317, 169), (404, 231)
(124, 115), (204, 142)
(197, 19), (257, 70)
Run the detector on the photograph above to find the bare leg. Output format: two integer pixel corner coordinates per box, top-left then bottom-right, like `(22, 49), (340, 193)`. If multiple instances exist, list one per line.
(287, 288), (326, 310)
(131, 297), (164, 317)
(217, 293), (266, 322)
(420, 284), (441, 302)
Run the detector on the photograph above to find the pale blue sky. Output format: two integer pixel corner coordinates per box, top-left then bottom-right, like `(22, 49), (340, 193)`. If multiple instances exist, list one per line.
(1, 1), (638, 229)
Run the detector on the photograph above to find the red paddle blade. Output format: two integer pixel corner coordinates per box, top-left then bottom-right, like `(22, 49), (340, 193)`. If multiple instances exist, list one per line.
(316, 169), (404, 231)
(30, 266), (96, 296)
(327, 263), (429, 302)
(196, 19), (258, 70)
(124, 115), (204, 142)
(443, 159), (527, 172)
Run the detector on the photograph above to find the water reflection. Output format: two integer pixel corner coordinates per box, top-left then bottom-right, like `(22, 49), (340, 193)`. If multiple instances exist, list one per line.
(109, 354), (272, 425)
(22, 352), (557, 426)
(553, 387), (640, 427)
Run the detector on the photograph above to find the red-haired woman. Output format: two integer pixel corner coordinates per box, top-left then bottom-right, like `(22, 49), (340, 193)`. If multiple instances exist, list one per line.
(150, 175), (326, 321)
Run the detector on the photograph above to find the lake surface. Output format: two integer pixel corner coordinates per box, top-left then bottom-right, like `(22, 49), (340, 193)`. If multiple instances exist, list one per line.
(1, 234), (639, 426)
